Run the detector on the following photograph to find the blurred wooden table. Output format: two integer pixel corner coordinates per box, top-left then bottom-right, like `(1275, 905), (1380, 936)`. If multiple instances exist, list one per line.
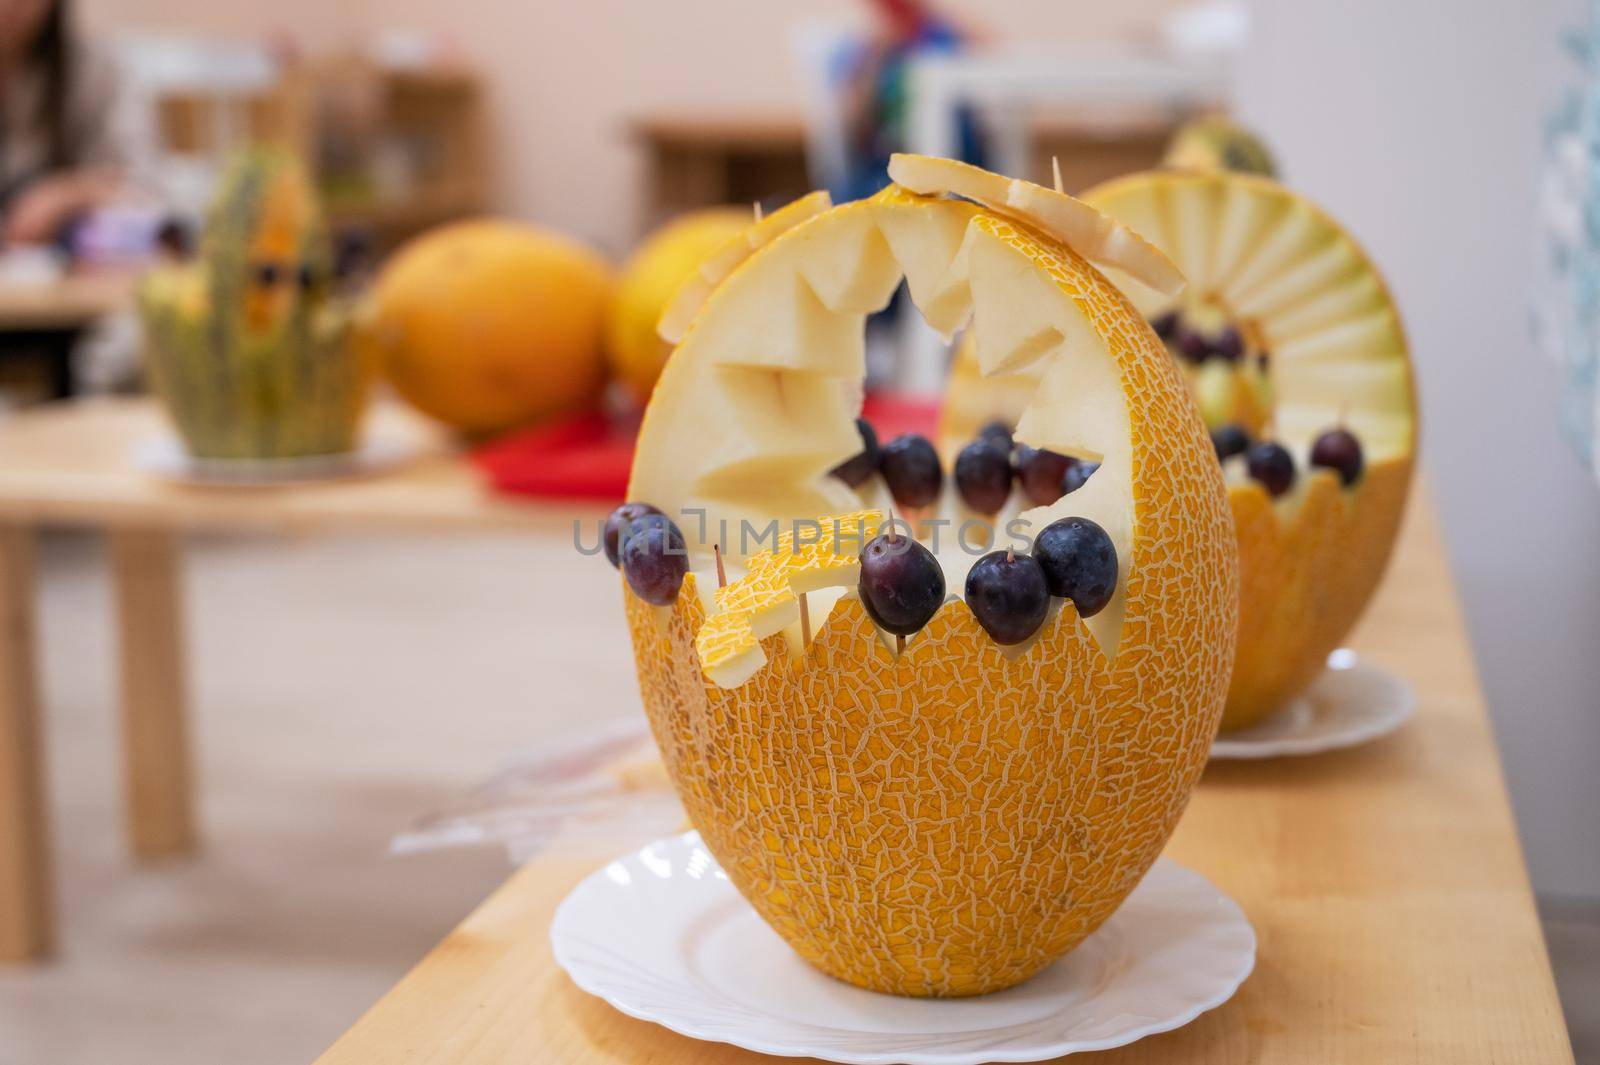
(0, 271), (136, 399)
(313, 491), (1575, 1064)
(0, 397), (594, 961)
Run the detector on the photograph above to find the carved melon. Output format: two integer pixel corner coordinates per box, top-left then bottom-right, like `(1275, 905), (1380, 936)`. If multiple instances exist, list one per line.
(622, 157), (1236, 996)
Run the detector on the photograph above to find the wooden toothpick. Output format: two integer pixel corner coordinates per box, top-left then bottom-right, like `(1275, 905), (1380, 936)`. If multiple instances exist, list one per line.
(799, 592), (812, 648)
(896, 634), (906, 655)
(713, 543), (727, 588)
(753, 201), (763, 223)
(1052, 156), (1064, 194)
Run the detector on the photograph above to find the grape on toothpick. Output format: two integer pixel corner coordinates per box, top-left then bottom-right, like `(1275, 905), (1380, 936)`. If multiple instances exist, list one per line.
(1060, 459), (1099, 496)
(1034, 517), (1118, 619)
(621, 517), (690, 605)
(1245, 441), (1296, 497)
(830, 418), (881, 487)
(1015, 446), (1072, 506)
(1211, 326), (1244, 362)
(1151, 310), (1180, 341)
(1310, 426), (1364, 486)
(603, 502), (665, 568)
(1177, 325), (1211, 363)
(965, 550), (1050, 645)
(955, 440), (1013, 515)
(978, 419), (1014, 453)
(857, 532), (945, 637)
(880, 434), (943, 510)
(1210, 424), (1251, 462)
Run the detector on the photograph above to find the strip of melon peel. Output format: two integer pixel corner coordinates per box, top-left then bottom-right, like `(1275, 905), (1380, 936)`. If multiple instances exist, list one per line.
(887, 154), (1186, 299)
(695, 510), (885, 687)
(657, 190), (833, 344)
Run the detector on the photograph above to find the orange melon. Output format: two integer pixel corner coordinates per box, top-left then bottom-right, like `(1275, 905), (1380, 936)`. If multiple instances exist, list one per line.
(606, 207), (752, 404)
(622, 158), (1236, 996)
(360, 220), (613, 436)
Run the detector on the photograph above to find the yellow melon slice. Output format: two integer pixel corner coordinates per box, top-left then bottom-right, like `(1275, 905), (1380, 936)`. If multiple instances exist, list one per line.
(625, 170), (1236, 996)
(695, 509), (884, 687)
(1079, 170), (1416, 731)
(888, 153), (1187, 298)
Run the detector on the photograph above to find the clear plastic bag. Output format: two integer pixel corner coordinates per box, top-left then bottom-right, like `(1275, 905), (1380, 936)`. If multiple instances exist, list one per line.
(392, 719), (685, 865)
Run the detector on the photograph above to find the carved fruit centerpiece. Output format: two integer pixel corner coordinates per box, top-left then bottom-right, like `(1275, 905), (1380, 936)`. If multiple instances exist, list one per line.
(138, 150), (369, 460)
(602, 156), (1237, 997)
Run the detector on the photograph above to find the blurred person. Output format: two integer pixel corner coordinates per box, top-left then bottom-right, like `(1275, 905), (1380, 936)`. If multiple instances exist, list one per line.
(0, 0), (125, 248)
(835, 0), (984, 202)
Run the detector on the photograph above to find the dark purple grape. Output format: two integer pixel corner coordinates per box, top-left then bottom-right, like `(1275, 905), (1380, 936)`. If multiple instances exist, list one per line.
(1310, 427), (1364, 486)
(1176, 324), (1211, 363)
(1060, 459), (1099, 496)
(1016, 446), (1072, 506)
(1211, 326), (1244, 362)
(1034, 517), (1118, 618)
(621, 517), (689, 605)
(1151, 310), (1181, 341)
(830, 418), (881, 488)
(857, 533), (945, 636)
(978, 419), (1014, 453)
(954, 440), (1013, 515)
(1211, 424), (1251, 462)
(1245, 441), (1296, 497)
(603, 502), (665, 568)
(879, 434), (943, 509)
(964, 550), (1050, 645)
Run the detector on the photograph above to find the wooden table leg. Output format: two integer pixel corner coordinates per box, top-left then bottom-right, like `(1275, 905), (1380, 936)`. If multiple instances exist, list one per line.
(0, 523), (52, 960)
(109, 528), (196, 860)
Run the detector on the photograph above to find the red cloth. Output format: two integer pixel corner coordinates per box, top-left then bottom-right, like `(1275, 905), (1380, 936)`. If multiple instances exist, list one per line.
(472, 393), (942, 503)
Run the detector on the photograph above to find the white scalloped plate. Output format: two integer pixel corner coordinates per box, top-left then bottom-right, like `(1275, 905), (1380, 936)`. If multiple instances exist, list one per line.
(551, 831), (1255, 1064)
(133, 432), (418, 487)
(1210, 650), (1415, 760)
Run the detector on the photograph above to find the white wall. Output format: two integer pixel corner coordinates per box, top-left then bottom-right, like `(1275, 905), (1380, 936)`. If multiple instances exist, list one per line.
(1239, 0), (1600, 901)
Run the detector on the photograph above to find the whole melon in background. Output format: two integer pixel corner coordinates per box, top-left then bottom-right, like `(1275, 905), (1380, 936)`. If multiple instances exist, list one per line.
(606, 207), (750, 404)
(1162, 116), (1279, 178)
(363, 220), (613, 436)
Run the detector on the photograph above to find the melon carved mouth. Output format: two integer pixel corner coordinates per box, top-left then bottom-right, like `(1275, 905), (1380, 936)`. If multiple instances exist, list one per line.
(630, 184), (1151, 671)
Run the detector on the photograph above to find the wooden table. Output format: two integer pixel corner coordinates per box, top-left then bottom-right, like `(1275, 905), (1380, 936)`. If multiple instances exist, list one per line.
(314, 492), (1576, 1063)
(0, 271), (136, 400)
(0, 397), (588, 961)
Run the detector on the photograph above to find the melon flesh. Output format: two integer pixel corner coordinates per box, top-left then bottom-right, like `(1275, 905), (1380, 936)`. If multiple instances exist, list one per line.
(656, 191), (832, 344)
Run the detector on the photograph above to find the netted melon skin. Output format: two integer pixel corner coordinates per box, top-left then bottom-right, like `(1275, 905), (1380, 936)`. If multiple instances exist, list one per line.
(629, 583), (1230, 997)
(1223, 457), (1412, 731)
